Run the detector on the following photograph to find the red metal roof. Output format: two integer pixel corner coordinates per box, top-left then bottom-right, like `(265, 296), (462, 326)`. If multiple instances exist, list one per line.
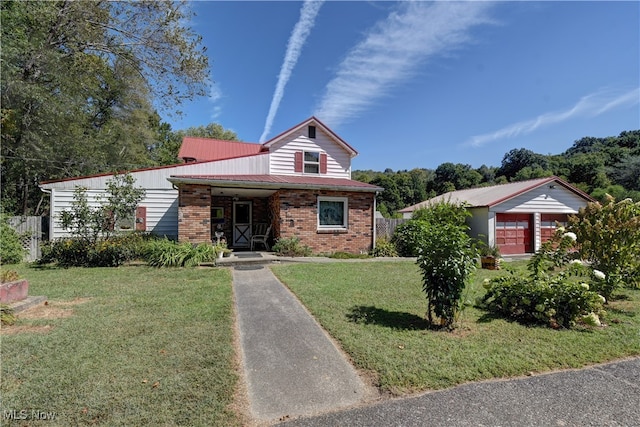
(178, 137), (264, 162)
(168, 174), (383, 192)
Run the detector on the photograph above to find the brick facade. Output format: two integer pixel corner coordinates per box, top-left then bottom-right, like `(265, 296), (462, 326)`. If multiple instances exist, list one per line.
(276, 190), (375, 254)
(178, 184), (211, 243)
(179, 185), (375, 253)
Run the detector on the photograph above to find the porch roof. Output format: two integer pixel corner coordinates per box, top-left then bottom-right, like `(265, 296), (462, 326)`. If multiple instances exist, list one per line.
(167, 174), (383, 193)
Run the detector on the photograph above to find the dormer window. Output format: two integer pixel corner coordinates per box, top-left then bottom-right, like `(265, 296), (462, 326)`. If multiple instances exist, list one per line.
(308, 125), (316, 139)
(304, 151), (320, 174)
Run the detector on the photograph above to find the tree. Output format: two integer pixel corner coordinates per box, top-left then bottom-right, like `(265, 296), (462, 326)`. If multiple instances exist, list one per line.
(498, 148), (550, 180)
(60, 173), (145, 244)
(1, 1), (209, 214)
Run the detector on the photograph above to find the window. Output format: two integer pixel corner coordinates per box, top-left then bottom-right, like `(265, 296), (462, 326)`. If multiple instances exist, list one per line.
(318, 196), (348, 229)
(308, 125), (316, 138)
(114, 208), (135, 231)
(304, 151), (320, 174)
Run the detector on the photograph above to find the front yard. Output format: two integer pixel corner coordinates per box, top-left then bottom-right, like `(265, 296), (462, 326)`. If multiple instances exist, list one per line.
(271, 260), (640, 395)
(1, 265), (239, 426)
(2, 260), (639, 424)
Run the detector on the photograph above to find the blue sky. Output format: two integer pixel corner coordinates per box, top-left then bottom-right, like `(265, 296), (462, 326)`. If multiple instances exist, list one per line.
(168, 1), (640, 172)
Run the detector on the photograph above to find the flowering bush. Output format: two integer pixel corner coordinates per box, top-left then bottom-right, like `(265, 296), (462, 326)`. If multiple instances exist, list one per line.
(479, 227), (607, 329)
(479, 270), (606, 329)
(569, 196), (640, 293)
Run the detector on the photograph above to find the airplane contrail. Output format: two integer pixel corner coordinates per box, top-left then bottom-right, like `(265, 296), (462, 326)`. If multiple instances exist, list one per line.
(259, 0), (324, 143)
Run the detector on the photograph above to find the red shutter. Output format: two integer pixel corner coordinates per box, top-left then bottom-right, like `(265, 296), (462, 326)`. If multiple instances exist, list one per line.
(320, 153), (328, 174)
(294, 151), (303, 173)
(135, 206), (147, 231)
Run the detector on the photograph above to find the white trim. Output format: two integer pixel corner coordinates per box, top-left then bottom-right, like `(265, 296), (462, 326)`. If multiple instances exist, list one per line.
(317, 196), (348, 230)
(304, 151), (320, 174)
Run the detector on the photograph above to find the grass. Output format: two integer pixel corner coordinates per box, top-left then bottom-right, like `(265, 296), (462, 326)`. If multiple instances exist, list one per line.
(271, 260), (640, 395)
(1, 264), (239, 426)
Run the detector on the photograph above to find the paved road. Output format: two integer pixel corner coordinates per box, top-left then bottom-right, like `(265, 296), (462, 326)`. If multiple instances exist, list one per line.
(277, 357), (640, 427)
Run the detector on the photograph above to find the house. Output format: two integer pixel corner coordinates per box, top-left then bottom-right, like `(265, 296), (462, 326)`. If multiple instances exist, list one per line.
(398, 177), (594, 255)
(40, 117), (383, 254)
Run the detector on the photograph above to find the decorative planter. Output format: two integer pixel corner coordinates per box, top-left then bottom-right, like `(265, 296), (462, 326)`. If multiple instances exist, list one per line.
(0, 279), (29, 303)
(481, 256), (501, 270)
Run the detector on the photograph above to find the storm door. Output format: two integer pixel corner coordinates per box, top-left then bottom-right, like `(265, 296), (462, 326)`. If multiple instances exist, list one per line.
(233, 201), (252, 248)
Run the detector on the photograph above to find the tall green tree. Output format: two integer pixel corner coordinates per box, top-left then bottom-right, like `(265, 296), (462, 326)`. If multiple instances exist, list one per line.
(1, 0), (209, 214)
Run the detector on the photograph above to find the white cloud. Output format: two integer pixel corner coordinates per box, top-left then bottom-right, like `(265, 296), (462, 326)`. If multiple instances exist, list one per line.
(466, 87), (640, 147)
(259, 0), (324, 142)
(314, 1), (494, 129)
(208, 83), (223, 121)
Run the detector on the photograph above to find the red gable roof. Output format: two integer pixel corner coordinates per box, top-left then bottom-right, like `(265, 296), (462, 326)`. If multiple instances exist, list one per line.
(178, 137), (264, 162)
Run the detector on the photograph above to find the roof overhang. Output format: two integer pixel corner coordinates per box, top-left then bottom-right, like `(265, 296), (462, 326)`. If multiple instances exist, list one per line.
(167, 175), (383, 197)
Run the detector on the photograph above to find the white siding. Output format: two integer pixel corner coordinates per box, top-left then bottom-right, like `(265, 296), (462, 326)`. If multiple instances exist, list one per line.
(490, 186), (587, 214)
(268, 131), (351, 178)
(41, 155), (270, 191)
(49, 188), (179, 240)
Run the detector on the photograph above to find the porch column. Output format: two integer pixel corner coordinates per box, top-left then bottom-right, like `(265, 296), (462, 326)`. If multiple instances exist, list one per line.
(178, 184), (211, 243)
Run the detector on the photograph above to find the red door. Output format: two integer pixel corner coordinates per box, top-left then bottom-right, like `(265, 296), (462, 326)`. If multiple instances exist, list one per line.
(540, 214), (568, 243)
(495, 213), (532, 255)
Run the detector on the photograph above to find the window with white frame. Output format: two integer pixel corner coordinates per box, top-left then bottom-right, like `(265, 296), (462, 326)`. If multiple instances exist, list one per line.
(318, 196), (348, 229)
(304, 151), (320, 174)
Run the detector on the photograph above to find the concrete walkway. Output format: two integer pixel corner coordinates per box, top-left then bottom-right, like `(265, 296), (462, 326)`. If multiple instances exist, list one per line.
(233, 266), (371, 423)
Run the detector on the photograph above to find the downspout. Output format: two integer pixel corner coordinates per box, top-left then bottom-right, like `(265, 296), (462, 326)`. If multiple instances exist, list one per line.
(373, 191), (378, 250)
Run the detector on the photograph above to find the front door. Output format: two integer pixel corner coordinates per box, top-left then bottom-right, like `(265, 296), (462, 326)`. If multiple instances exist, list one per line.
(233, 201), (252, 248)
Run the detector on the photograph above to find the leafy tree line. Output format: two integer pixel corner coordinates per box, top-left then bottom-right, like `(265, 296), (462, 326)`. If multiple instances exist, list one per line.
(1, 0), (239, 216)
(355, 130), (640, 217)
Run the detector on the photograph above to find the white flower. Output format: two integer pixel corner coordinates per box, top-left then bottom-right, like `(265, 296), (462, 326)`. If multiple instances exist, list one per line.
(570, 259), (584, 265)
(580, 283), (589, 290)
(582, 312), (601, 327)
(599, 295), (606, 304)
(593, 270), (606, 280)
(563, 232), (577, 241)
(557, 226), (566, 233)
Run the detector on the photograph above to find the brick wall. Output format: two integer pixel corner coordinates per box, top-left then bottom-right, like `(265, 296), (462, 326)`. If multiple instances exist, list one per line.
(277, 190), (375, 254)
(178, 184), (211, 243)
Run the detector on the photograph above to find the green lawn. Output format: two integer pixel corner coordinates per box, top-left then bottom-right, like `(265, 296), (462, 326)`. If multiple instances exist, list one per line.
(3, 260), (639, 423)
(1, 265), (239, 426)
(271, 260), (640, 395)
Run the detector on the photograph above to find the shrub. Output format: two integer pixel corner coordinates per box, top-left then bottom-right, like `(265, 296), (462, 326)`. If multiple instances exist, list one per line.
(370, 237), (398, 257)
(0, 216), (26, 265)
(392, 220), (430, 257)
(272, 237), (312, 257)
(39, 234), (153, 267)
(479, 273), (605, 329)
(569, 196), (640, 291)
(145, 238), (216, 267)
(411, 200), (471, 226)
(479, 227), (609, 328)
(417, 223), (477, 329)
(1, 304), (16, 326)
(394, 200), (471, 257)
(1, 269), (20, 283)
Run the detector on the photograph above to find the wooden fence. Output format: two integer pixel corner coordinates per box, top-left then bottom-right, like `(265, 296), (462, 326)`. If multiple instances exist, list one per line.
(375, 218), (407, 240)
(7, 216), (48, 262)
